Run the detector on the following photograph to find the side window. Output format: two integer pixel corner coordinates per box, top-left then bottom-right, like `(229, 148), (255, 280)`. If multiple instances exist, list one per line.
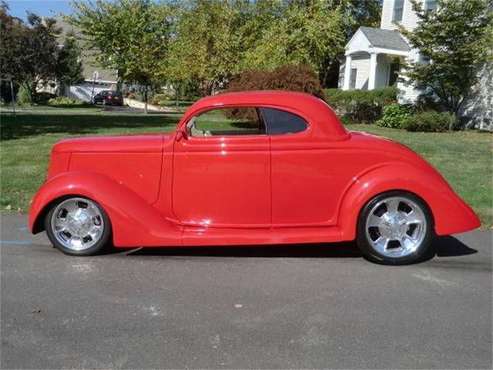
(260, 108), (308, 135)
(187, 107), (265, 137)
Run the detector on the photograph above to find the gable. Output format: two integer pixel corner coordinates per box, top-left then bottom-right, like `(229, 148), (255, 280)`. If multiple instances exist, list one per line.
(345, 29), (372, 53)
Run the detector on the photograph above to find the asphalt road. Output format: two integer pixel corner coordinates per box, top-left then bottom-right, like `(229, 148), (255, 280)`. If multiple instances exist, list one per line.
(1, 214), (492, 369)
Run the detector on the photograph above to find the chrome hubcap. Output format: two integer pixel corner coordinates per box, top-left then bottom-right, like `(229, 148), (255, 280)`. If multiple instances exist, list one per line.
(365, 196), (426, 258)
(50, 198), (104, 251)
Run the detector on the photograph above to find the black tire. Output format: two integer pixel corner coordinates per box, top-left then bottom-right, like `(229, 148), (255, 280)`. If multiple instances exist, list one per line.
(356, 191), (434, 265)
(45, 196), (112, 256)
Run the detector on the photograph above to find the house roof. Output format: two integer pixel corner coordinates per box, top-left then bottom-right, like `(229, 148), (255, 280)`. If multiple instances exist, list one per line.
(359, 26), (410, 52)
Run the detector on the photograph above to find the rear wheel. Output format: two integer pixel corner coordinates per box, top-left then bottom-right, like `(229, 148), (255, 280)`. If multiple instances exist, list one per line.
(45, 197), (111, 256)
(357, 191), (433, 265)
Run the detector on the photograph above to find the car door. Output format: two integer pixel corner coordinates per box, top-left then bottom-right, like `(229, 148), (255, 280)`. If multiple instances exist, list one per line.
(263, 107), (340, 226)
(172, 107), (271, 228)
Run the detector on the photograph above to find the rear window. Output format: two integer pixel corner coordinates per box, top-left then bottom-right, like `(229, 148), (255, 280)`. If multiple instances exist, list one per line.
(260, 108), (307, 135)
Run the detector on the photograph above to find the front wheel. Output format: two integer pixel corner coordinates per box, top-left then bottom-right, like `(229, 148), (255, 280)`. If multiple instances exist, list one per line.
(356, 191), (433, 265)
(45, 197), (111, 256)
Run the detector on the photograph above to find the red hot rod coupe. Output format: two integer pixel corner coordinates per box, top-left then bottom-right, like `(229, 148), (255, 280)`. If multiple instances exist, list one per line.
(29, 91), (480, 264)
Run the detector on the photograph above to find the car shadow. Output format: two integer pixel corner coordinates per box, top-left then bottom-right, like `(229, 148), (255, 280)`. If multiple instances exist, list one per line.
(116, 235), (477, 259)
(432, 235), (478, 257)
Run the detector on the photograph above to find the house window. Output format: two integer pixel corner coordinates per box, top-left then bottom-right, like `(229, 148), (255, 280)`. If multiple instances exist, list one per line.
(350, 68), (357, 89)
(424, 0), (437, 12)
(392, 0), (404, 22)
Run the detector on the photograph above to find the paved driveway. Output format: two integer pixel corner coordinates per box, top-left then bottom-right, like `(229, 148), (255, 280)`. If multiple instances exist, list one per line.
(1, 214), (491, 369)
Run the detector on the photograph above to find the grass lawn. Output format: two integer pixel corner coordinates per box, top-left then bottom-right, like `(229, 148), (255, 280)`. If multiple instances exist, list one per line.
(1, 106), (491, 228)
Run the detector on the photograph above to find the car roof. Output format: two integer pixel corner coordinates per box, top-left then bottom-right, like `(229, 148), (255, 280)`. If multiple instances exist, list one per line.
(182, 90), (348, 141)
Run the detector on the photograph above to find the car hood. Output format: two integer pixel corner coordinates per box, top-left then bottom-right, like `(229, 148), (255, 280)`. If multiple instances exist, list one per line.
(52, 134), (171, 153)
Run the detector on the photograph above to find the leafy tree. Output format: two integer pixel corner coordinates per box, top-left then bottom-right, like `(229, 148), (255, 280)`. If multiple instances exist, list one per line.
(0, 4), (61, 103)
(240, 1), (346, 86)
(71, 0), (175, 112)
(337, 0), (382, 36)
(0, 3), (24, 82)
(166, 0), (240, 95)
(56, 32), (84, 91)
(401, 0), (492, 122)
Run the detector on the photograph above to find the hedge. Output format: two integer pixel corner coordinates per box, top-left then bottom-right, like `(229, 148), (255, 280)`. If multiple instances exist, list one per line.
(324, 87), (398, 124)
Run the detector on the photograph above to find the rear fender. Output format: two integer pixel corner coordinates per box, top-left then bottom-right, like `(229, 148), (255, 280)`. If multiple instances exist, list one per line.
(29, 172), (182, 247)
(337, 163), (480, 240)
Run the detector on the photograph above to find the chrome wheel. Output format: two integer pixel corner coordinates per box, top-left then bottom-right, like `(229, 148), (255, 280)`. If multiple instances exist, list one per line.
(50, 197), (105, 251)
(365, 196), (427, 258)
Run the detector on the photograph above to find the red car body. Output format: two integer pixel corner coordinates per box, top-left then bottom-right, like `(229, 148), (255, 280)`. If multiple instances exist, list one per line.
(29, 91), (480, 248)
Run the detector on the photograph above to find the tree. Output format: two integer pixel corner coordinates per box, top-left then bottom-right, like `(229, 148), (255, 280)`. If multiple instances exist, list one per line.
(0, 4), (62, 103)
(241, 1), (346, 85)
(400, 0), (492, 122)
(56, 32), (84, 92)
(0, 3), (24, 81)
(71, 0), (175, 112)
(166, 0), (241, 95)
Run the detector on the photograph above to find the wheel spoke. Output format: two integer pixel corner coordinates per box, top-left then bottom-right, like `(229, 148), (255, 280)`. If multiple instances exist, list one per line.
(374, 236), (390, 252)
(385, 198), (400, 213)
(54, 217), (68, 230)
(367, 214), (383, 228)
(404, 211), (423, 225)
(400, 234), (417, 251)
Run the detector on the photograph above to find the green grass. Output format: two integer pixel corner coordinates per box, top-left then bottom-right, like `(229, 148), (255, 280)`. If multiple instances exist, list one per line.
(1, 107), (491, 228)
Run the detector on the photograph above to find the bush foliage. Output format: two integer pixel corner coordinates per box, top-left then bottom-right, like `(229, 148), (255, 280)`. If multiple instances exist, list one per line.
(17, 85), (32, 106)
(47, 96), (87, 107)
(226, 64), (326, 100)
(402, 111), (456, 132)
(377, 103), (412, 128)
(324, 87), (397, 124)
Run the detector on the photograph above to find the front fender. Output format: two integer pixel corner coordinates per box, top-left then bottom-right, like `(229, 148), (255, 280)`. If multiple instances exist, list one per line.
(337, 163), (480, 240)
(29, 171), (181, 247)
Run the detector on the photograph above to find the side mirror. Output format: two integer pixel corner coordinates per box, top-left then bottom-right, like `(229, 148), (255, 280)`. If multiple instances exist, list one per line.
(176, 128), (188, 141)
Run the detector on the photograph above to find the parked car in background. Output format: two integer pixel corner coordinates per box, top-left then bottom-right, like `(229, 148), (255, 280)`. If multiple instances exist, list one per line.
(91, 90), (123, 106)
(29, 91), (480, 264)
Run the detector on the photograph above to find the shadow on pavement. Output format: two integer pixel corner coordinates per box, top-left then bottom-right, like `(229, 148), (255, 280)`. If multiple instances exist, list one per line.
(123, 242), (362, 258)
(433, 235), (478, 257)
(118, 235), (477, 259)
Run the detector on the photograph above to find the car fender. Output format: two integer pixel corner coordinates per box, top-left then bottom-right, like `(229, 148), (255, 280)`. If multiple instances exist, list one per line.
(29, 171), (182, 247)
(337, 162), (480, 240)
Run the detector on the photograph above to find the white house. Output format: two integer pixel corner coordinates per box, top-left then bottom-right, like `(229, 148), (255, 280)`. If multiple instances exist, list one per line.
(339, 0), (437, 103)
(339, 0), (492, 130)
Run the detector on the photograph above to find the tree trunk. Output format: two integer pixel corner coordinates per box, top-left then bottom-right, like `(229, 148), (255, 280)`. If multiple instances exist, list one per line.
(10, 80), (16, 115)
(30, 80), (38, 103)
(144, 84), (148, 114)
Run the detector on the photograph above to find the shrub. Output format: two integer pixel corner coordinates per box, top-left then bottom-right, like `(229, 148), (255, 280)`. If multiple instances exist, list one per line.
(151, 93), (173, 106)
(325, 87), (397, 124)
(17, 85), (32, 106)
(226, 64), (326, 100)
(376, 104), (412, 128)
(402, 111), (456, 132)
(47, 96), (87, 107)
(35, 92), (57, 104)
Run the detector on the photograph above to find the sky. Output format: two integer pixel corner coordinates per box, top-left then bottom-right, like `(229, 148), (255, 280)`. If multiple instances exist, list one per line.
(6, 0), (74, 20)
